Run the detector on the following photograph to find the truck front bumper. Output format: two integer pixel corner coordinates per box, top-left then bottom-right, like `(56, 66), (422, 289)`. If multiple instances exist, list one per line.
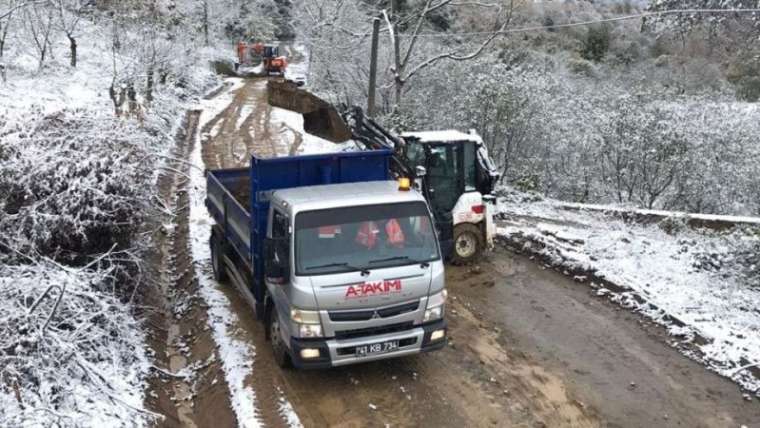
(289, 319), (447, 369)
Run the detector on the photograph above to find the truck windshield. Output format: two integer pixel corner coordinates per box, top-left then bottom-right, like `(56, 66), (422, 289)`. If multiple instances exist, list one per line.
(295, 202), (440, 275)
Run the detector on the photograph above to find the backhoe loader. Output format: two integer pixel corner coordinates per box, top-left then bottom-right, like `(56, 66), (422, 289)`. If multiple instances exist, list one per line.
(267, 80), (500, 263)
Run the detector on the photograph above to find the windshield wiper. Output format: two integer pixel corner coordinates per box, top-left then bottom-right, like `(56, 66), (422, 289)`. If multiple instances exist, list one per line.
(369, 256), (414, 265)
(305, 262), (354, 270)
(369, 256), (430, 268)
(305, 262), (370, 275)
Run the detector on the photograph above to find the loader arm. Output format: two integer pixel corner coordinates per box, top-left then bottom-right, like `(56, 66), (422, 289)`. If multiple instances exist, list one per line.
(266, 80), (498, 193)
(267, 80), (415, 178)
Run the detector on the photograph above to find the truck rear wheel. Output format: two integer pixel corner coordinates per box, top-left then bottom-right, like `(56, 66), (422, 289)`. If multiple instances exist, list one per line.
(268, 309), (291, 368)
(451, 223), (483, 265)
(210, 230), (228, 282)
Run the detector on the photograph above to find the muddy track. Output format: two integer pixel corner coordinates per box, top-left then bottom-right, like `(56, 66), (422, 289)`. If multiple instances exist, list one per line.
(144, 111), (237, 428)
(194, 77), (598, 428)
(200, 79), (286, 168)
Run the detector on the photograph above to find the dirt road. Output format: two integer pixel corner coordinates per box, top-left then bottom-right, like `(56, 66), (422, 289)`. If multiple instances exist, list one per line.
(157, 77), (759, 427)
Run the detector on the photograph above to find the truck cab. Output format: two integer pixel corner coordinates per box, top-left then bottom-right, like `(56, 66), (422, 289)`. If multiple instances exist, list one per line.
(264, 181), (447, 368)
(206, 150), (447, 369)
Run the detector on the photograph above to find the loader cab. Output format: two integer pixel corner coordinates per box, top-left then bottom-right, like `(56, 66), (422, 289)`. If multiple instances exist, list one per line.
(403, 140), (472, 216)
(401, 131), (489, 217)
(401, 131), (496, 263)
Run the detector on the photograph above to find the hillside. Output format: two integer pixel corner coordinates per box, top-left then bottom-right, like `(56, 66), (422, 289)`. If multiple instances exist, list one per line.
(296, 0), (760, 216)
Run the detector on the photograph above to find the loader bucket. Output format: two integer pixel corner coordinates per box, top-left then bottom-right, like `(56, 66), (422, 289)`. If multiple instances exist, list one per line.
(267, 80), (352, 143)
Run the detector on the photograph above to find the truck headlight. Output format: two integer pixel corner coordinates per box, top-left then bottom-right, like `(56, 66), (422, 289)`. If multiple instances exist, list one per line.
(299, 324), (323, 338)
(291, 308), (320, 324)
(291, 309), (323, 337)
(424, 304), (444, 322)
(423, 289), (447, 322)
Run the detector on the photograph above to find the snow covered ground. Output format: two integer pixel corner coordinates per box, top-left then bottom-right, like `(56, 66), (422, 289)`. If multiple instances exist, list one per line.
(497, 190), (760, 396)
(0, 263), (155, 426)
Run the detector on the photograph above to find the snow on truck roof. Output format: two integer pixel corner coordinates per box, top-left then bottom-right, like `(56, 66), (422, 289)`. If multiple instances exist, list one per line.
(272, 180), (427, 213)
(401, 130), (483, 144)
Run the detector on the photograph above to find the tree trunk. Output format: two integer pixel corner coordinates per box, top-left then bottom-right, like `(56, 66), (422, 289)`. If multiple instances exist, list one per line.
(1, 13), (12, 59)
(0, 25), (5, 58)
(146, 67), (154, 103)
(202, 1), (209, 46)
(68, 35), (77, 67)
(38, 45), (47, 71)
(127, 83), (137, 114)
(109, 84), (120, 116)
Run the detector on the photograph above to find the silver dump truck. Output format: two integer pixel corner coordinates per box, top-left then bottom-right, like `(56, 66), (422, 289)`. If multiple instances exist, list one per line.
(206, 150), (447, 368)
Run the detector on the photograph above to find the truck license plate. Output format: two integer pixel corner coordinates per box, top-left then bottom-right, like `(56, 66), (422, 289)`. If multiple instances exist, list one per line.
(355, 340), (399, 357)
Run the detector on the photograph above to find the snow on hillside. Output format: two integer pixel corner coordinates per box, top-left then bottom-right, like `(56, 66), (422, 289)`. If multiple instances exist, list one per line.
(497, 191), (760, 396)
(0, 14), (217, 427)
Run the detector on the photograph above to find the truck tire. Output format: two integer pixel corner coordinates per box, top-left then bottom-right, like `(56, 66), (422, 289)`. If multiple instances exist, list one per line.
(451, 223), (483, 265)
(268, 309), (291, 368)
(210, 230), (228, 282)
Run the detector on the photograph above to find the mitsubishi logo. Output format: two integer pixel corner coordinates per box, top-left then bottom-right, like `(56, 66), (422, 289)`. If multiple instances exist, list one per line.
(371, 311), (381, 320)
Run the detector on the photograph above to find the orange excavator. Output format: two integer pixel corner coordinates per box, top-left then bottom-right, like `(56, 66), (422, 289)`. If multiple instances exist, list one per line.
(236, 41), (288, 76)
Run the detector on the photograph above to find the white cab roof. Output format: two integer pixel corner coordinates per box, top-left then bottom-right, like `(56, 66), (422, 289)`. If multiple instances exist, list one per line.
(401, 130), (483, 144)
(272, 180), (427, 214)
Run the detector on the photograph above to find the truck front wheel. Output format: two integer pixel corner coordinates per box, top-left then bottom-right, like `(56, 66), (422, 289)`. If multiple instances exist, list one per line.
(268, 309), (291, 368)
(451, 223), (483, 265)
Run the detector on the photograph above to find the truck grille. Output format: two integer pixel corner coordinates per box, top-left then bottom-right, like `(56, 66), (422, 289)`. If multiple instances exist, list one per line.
(328, 301), (419, 322)
(334, 322), (415, 340)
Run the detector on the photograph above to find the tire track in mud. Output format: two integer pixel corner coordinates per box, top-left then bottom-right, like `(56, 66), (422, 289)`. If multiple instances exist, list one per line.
(198, 78), (305, 427)
(145, 110), (238, 428)
(196, 77), (599, 427)
(201, 79), (287, 169)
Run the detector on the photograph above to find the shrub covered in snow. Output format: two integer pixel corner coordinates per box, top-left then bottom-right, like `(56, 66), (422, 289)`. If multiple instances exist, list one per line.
(0, 108), (161, 265)
(0, 262), (153, 426)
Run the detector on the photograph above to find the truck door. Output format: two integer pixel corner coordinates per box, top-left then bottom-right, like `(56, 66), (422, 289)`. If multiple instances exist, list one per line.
(267, 209), (291, 310)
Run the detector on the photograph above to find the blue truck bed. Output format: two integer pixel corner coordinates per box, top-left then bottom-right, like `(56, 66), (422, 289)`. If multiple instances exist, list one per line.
(205, 149), (392, 302)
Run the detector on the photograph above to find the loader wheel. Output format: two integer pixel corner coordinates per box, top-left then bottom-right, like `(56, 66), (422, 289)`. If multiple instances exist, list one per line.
(268, 309), (291, 368)
(451, 224), (483, 265)
(210, 231), (228, 282)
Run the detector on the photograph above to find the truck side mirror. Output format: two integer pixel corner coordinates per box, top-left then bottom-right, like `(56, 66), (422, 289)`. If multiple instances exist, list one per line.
(264, 237), (290, 283)
(415, 166), (427, 178)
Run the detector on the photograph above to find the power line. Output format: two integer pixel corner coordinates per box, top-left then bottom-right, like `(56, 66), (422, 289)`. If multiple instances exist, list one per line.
(244, 8), (760, 46)
(396, 8), (760, 39)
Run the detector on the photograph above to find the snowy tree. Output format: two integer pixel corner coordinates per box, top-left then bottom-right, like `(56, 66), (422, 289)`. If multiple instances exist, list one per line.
(22, 2), (54, 70)
(292, 0), (515, 113)
(0, 0), (22, 58)
(172, 0), (278, 45)
(52, 0), (85, 67)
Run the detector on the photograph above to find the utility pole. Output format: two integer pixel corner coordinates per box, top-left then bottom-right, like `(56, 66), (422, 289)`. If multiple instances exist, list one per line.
(390, 0), (402, 108)
(367, 17), (381, 117)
